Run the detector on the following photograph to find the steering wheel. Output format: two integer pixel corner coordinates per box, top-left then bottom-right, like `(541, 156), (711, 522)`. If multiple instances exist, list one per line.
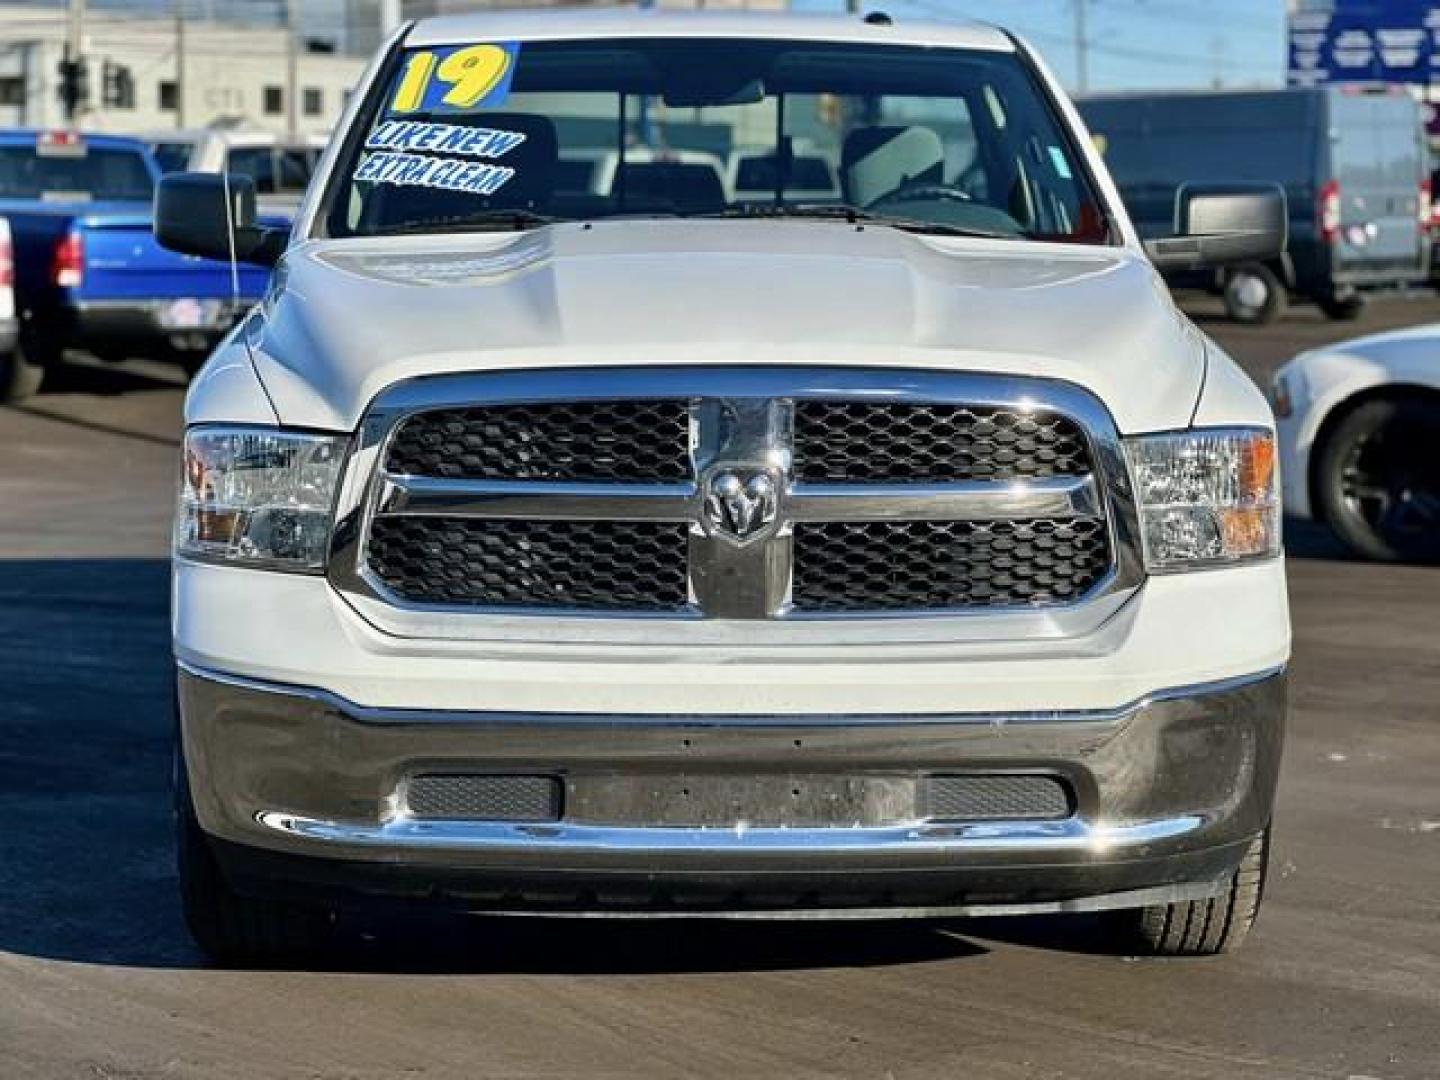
(869, 183), (974, 210)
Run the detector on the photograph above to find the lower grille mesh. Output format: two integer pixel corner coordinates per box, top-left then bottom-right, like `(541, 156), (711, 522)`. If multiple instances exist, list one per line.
(406, 775), (562, 821)
(367, 518), (691, 610)
(791, 519), (1111, 611)
(925, 775), (1072, 821)
(401, 774), (1068, 824)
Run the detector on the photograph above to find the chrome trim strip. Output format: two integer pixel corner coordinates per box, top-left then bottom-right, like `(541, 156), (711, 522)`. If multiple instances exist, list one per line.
(379, 476), (697, 521)
(176, 658), (1286, 728)
(787, 476), (1100, 522)
(254, 810), (1204, 854)
(327, 367), (1145, 645)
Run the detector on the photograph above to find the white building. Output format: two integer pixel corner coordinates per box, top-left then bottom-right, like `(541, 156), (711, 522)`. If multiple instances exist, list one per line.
(0, 4), (367, 136)
(342, 0), (786, 56)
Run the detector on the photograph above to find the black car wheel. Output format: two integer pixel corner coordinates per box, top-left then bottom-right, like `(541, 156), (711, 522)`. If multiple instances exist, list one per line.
(1106, 829), (1270, 957)
(1318, 293), (1366, 321)
(1223, 263), (1286, 325)
(0, 344), (44, 402)
(1316, 396), (1440, 562)
(175, 749), (337, 965)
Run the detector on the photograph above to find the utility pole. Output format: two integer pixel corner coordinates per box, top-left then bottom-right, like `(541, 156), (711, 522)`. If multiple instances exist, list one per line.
(59, 0), (87, 124)
(285, 0), (299, 139)
(67, 0), (85, 65)
(1073, 0), (1089, 94)
(379, 0), (402, 39)
(174, 0), (186, 129)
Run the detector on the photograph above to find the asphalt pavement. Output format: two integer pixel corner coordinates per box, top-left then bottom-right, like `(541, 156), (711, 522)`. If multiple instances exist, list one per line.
(0, 297), (1437, 1079)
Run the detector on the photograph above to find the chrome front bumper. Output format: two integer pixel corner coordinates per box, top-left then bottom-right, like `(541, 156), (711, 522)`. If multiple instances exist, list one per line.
(178, 664), (1286, 915)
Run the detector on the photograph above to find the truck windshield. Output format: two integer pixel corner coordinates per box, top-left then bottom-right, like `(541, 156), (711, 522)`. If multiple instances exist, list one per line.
(325, 36), (1111, 243)
(0, 146), (155, 202)
(150, 141), (195, 175)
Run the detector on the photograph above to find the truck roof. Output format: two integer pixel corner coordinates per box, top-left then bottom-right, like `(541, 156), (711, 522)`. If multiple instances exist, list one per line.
(0, 128), (149, 151)
(144, 128), (328, 149)
(406, 9), (1015, 54)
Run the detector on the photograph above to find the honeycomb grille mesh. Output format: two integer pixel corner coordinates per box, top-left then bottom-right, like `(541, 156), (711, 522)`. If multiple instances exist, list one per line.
(367, 518), (691, 610)
(791, 519), (1111, 611)
(406, 775), (562, 821)
(386, 400), (692, 483)
(793, 401), (1091, 483)
(925, 775), (1072, 821)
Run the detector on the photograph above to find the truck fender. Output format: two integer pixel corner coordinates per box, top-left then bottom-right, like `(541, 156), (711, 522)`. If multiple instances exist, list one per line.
(184, 327), (279, 427)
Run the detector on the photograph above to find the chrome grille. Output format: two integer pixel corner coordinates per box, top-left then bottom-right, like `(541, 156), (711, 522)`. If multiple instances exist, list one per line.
(367, 518), (690, 610)
(386, 400), (691, 482)
(794, 401), (1091, 482)
(792, 519), (1111, 612)
(339, 368), (1133, 628)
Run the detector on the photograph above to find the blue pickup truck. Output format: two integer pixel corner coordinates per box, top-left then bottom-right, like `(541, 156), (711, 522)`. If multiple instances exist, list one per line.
(0, 129), (274, 401)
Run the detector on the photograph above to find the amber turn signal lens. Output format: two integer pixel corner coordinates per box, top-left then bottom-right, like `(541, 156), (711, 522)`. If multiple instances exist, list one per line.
(1239, 433), (1276, 502)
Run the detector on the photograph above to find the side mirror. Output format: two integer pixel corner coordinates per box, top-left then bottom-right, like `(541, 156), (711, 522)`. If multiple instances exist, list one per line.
(1144, 184), (1287, 271)
(154, 173), (287, 267)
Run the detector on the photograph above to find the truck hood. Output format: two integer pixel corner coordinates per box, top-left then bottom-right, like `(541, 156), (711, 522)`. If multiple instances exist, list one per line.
(247, 220), (1204, 433)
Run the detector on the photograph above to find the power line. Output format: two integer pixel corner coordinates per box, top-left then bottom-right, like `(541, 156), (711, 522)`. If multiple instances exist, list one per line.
(901, 0), (1265, 82)
(1089, 0), (1278, 34)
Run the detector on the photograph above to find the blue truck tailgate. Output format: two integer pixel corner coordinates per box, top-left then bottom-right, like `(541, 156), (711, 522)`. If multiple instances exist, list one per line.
(72, 211), (273, 303)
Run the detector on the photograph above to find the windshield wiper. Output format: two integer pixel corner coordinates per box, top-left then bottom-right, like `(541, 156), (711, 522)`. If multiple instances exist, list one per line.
(697, 204), (1014, 240)
(366, 209), (570, 237)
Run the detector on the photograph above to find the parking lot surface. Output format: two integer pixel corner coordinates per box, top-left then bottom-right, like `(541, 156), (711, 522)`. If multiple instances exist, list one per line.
(1, 297), (1437, 1079)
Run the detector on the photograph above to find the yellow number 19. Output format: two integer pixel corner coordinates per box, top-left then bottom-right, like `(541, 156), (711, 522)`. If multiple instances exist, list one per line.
(390, 44), (511, 114)
(436, 44), (512, 109)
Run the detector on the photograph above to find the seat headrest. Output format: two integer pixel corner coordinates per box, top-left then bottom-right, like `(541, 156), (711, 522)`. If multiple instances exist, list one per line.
(841, 126), (945, 207)
(615, 160), (726, 215)
(452, 111), (559, 210)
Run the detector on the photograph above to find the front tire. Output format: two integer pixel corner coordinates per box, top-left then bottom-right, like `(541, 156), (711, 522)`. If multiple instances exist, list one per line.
(0, 344), (44, 402)
(1223, 263), (1286, 325)
(1111, 829), (1269, 956)
(176, 757), (336, 965)
(1318, 293), (1366, 321)
(1315, 396), (1440, 563)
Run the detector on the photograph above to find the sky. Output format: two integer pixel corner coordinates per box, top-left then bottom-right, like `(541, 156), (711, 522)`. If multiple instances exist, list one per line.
(791, 0), (1289, 93)
(11, 0), (1292, 95)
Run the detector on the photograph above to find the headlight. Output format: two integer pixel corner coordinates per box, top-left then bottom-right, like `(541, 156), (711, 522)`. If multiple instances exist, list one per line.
(176, 427), (349, 571)
(1125, 428), (1280, 572)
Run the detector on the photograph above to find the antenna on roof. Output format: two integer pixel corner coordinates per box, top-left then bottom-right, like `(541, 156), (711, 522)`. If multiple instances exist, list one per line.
(864, 11), (894, 26)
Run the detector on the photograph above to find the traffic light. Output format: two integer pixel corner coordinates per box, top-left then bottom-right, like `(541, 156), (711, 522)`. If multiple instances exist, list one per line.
(101, 61), (134, 109)
(57, 56), (89, 120)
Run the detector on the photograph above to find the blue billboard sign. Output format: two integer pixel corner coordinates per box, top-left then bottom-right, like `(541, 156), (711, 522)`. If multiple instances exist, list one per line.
(1289, 1), (1440, 86)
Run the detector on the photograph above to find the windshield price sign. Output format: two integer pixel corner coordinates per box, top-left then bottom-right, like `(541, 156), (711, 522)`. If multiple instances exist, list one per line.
(389, 42), (521, 115)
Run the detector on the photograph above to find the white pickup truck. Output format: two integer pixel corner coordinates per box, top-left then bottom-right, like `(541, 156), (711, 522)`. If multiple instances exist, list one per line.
(157, 10), (1291, 962)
